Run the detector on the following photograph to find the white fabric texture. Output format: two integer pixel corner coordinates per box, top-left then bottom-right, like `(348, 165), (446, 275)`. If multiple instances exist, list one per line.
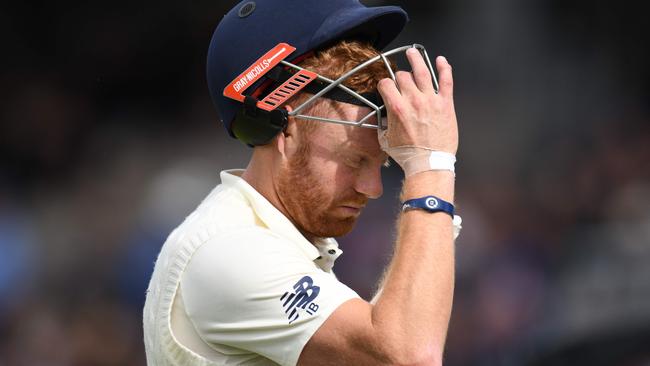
(143, 170), (360, 366)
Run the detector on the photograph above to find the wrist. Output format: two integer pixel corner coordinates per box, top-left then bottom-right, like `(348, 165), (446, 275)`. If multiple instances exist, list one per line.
(383, 146), (456, 177)
(402, 170), (455, 203)
(402, 195), (455, 217)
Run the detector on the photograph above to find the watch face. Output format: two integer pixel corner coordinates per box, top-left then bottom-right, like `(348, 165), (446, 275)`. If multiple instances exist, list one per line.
(425, 197), (439, 209)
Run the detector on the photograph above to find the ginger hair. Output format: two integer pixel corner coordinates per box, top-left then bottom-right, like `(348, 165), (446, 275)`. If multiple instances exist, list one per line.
(299, 39), (393, 94)
(287, 40), (395, 136)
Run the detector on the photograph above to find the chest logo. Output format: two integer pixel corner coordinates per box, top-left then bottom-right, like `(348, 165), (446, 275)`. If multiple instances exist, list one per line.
(281, 276), (320, 324)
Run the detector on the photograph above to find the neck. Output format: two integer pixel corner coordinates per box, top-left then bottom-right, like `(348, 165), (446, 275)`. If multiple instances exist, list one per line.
(241, 148), (284, 213)
(241, 149), (317, 243)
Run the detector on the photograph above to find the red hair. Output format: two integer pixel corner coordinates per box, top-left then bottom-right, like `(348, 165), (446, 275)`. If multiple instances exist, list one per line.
(288, 40), (394, 134)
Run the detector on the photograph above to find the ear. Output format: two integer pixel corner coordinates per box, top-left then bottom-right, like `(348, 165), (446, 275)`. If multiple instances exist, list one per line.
(276, 105), (299, 157)
(282, 105), (299, 138)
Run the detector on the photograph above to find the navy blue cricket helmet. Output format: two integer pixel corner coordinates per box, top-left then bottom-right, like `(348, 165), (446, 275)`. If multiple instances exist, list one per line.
(207, 0), (409, 145)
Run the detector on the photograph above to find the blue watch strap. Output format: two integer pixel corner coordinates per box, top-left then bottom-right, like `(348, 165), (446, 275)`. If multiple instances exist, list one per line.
(401, 196), (455, 217)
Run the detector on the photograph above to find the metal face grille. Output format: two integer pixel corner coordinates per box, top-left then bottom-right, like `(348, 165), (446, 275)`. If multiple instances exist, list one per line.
(282, 44), (438, 130)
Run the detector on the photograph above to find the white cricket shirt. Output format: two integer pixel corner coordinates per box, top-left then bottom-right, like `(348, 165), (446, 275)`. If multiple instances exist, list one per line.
(143, 170), (360, 366)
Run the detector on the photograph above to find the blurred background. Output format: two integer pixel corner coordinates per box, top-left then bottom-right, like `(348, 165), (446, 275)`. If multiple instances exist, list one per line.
(1, 0), (648, 365)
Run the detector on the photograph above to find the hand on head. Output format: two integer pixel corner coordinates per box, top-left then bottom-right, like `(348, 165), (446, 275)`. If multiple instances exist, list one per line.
(377, 50), (459, 155)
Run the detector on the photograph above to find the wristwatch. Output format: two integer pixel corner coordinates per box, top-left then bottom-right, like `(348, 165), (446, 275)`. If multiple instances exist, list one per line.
(401, 195), (454, 217)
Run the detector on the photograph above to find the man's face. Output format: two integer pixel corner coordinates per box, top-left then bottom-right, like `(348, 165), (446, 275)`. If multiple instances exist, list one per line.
(277, 100), (387, 239)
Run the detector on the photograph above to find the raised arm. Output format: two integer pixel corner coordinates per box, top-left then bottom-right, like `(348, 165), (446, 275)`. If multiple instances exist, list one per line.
(298, 52), (459, 366)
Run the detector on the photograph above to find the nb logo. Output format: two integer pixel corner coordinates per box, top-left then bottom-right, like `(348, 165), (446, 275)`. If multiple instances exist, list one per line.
(280, 276), (320, 324)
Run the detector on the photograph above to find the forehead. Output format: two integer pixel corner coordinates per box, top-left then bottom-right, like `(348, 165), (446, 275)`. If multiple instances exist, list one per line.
(308, 102), (383, 156)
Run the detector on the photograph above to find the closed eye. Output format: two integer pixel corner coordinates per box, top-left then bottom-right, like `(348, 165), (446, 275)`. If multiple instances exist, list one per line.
(344, 156), (364, 169)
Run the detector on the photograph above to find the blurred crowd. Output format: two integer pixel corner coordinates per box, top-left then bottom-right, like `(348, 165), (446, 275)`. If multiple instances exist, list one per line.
(1, 0), (648, 365)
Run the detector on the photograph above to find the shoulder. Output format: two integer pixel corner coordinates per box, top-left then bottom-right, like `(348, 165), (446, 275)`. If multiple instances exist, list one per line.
(183, 227), (315, 293)
(181, 226), (318, 302)
(179, 227), (360, 365)
(189, 226), (306, 261)
(177, 183), (260, 235)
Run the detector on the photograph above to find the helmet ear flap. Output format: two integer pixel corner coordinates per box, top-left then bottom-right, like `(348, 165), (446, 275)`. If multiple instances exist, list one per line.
(232, 96), (288, 147)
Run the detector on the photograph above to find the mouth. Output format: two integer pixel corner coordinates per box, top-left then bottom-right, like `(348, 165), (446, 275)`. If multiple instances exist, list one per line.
(338, 205), (364, 216)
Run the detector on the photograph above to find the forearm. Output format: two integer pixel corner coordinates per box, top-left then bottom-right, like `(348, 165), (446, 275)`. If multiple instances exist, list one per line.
(370, 170), (455, 359)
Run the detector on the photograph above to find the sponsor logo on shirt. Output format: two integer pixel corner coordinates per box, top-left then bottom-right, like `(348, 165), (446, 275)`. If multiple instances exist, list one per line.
(280, 276), (320, 324)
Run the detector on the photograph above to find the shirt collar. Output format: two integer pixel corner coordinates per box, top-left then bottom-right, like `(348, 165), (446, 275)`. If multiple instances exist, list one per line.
(221, 169), (331, 262)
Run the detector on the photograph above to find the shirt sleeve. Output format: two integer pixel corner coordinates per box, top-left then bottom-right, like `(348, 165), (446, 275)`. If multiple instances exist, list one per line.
(180, 227), (360, 366)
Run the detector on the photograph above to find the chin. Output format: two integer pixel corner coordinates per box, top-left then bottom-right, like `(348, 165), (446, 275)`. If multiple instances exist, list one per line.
(312, 217), (357, 238)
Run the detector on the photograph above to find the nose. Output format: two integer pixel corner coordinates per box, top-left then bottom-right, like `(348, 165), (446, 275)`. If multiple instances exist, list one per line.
(355, 164), (383, 199)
